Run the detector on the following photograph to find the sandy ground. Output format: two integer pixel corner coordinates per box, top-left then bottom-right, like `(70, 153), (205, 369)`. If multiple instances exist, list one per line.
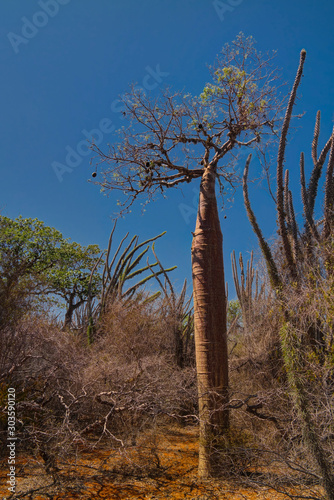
(0, 426), (325, 499)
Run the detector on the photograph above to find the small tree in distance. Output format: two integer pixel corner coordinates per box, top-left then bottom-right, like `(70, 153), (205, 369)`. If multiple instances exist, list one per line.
(91, 33), (283, 478)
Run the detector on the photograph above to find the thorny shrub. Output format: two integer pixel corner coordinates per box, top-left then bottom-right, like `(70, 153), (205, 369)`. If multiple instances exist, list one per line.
(0, 295), (197, 481)
(225, 251), (334, 498)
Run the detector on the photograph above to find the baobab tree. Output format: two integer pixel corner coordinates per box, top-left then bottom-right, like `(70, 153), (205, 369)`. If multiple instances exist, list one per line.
(91, 33), (282, 478)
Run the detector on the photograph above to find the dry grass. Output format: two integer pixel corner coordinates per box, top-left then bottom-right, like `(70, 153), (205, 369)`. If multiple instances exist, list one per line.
(0, 425), (325, 500)
(0, 289), (331, 499)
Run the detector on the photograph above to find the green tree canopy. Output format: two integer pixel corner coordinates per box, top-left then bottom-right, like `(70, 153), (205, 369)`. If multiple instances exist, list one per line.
(0, 215), (102, 326)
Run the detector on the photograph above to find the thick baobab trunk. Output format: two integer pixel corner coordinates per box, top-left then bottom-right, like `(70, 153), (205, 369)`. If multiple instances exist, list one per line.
(191, 165), (229, 479)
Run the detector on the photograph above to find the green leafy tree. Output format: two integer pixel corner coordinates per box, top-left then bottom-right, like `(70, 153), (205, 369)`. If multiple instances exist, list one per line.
(0, 216), (62, 326)
(0, 216), (101, 327)
(227, 299), (242, 330)
(91, 34), (282, 477)
(45, 240), (102, 328)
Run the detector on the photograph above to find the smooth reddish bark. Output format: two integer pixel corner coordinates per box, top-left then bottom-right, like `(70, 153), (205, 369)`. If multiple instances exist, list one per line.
(191, 165), (229, 478)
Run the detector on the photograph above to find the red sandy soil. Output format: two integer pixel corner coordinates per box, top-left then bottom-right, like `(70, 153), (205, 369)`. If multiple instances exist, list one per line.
(0, 426), (324, 499)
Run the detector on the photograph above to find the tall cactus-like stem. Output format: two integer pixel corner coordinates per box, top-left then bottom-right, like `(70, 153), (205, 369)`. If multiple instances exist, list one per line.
(246, 253), (254, 306)
(280, 323), (334, 500)
(283, 170), (300, 262)
(243, 154), (282, 291)
(231, 250), (241, 302)
(242, 50), (334, 498)
(323, 128), (334, 240)
(284, 170), (291, 233)
(308, 112), (333, 218)
(287, 190), (301, 262)
(231, 250), (256, 332)
(300, 152), (319, 245)
(239, 253), (245, 301)
(276, 49), (306, 283)
(311, 110), (320, 167)
(231, 249), (270, 335)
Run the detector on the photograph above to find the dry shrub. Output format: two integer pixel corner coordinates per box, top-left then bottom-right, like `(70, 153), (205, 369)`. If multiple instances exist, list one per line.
(91, 295), (197, 433)
(96, 296), (170, 362)
(229, 285), (287, 436)
(225, 250), (334, 497)
(1, 315), (87, 468)
(0, 295), (197, 485)
(97, 293), (194, 367)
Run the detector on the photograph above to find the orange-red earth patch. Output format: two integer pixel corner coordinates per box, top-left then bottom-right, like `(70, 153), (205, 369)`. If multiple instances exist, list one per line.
(0, 426), (324, 499)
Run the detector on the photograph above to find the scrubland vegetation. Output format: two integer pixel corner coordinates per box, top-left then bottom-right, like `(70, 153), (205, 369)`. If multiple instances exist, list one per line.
(0, 207), (333, 499)
(1, 37), (334, 499)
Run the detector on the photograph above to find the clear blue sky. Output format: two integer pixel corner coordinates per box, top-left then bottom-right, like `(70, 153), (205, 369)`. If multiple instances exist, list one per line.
(1, 0), (334, 298)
